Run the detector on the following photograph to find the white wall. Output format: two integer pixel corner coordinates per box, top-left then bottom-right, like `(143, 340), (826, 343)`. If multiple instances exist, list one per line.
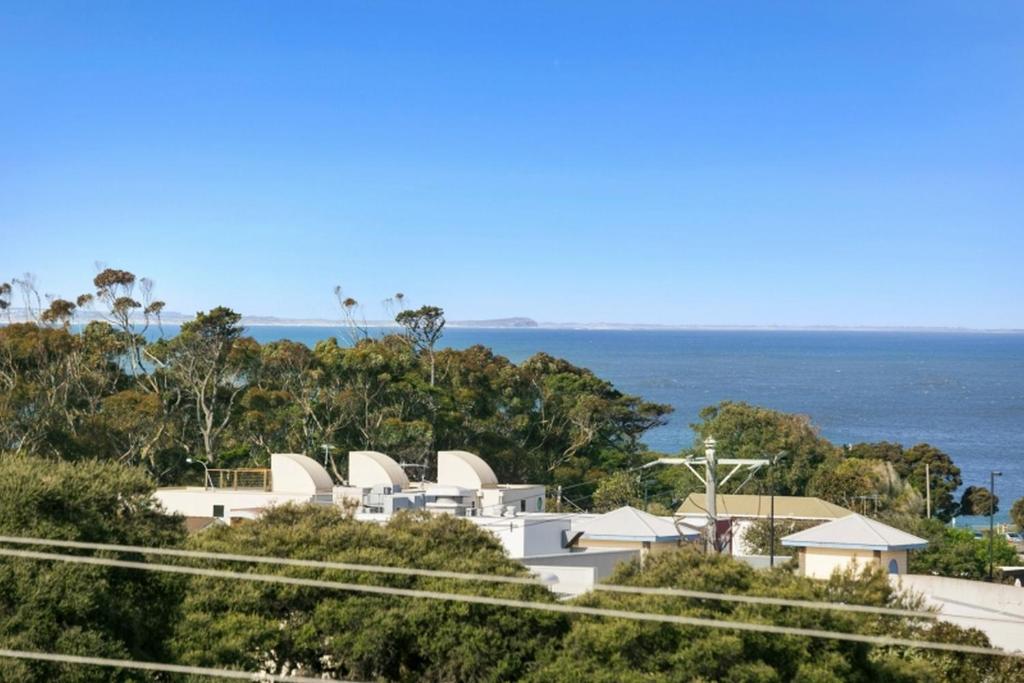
(521, 548), (641, 586)
(480, 486), (546, 515)
(894, 574), (1024, 652)
(154, 488), (319, 522)
(467, 515), (569, 558)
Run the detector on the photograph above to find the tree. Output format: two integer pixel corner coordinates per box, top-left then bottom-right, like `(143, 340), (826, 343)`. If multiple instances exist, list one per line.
(960, 485), (998, 517)
(807, 457), (889, 509)
(906, 518), (1019, 580)
(172, 505), (567, 681)
(92, 267), (164, 385)
(149, 307), (257, 462)
(742, 517), (820, 557)
(395, 305), (446, 386)
(837, 442), (963, 521)
(691, 402), (839, 496)
(592, 471), (644, 512)
(0, 455), (185, 682)
(0, 281), (11, 321)
(528, 547), (1017, 682)
(1012, 497), (1024, 531)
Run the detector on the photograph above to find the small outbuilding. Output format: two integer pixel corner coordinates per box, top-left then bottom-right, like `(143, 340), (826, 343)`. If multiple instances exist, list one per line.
(574, 506), (696, 562)
(782, 513), (928, 579)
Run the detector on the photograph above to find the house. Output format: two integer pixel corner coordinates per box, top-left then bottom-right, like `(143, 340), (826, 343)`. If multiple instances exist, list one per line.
(782, 513), (928, 579)
(675, 494), (854, 556)
(573, 506), (697, 562)
(154, 453), (335, 525)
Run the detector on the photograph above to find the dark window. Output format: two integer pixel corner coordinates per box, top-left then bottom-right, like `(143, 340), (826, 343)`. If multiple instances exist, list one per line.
(213, 505), (225, 518)
(520, 499), (526, 512)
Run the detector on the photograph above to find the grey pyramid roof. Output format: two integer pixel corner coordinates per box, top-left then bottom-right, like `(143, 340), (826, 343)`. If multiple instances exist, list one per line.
(782, 513), (928, 551)
(577, 506), (687, 542)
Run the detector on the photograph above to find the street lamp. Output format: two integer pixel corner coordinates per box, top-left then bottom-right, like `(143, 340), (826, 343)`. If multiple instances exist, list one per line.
(989, 470), (1003, 581)
(320, 444), (336, 467)
(186, 457), (212, 490)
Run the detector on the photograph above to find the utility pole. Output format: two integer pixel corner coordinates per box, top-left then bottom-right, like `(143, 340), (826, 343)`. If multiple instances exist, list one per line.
(639, 436), (767, 556)
(989, 470), (1002, 581)
(705, 437), (718, 552)
(769, 452), (786, 569)
(925, 462), (931, 519)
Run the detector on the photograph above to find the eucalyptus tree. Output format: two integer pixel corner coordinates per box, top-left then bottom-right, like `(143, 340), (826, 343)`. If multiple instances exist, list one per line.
(92, 267), (165, 389)
(148, 307), (258, 462)
(395, 304), (446, 386)
(0, 281), (11, 321)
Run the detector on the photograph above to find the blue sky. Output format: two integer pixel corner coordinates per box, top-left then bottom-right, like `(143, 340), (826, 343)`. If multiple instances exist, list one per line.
(2, 2), (1022, 327)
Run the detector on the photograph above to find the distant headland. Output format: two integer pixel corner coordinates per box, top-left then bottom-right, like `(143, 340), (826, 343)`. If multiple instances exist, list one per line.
(4, 309), (1022, 333)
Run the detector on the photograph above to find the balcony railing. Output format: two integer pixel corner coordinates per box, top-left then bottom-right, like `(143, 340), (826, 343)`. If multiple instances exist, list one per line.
(207, 468), (272, 491)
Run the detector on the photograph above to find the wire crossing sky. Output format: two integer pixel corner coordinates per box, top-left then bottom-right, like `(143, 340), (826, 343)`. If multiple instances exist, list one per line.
(2, 2), (1022, 327)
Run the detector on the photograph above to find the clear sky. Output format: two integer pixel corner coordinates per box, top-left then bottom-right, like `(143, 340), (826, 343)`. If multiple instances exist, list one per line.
(2, 2), (1022, 327)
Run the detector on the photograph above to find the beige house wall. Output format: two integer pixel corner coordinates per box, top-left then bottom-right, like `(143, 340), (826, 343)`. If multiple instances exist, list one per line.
(577, 539), (680, 564)
(798, 547), (908, 579)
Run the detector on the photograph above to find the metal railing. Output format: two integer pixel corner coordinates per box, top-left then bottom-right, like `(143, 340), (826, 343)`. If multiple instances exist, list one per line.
(207, 468), (272, 491)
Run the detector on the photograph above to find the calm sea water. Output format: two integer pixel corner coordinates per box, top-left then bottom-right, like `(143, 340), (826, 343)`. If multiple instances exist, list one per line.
(242, 327), (1023, 520)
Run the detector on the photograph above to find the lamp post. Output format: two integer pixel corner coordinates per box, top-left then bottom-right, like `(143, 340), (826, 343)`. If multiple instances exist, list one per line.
(186, 457), (212, 490)
(989, 470), (1002, 581)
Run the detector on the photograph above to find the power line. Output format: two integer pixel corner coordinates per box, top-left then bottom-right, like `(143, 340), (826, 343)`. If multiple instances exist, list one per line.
(2, 546), (1021, 660)
(2, 534), (1019, 625)
(0, 648), (359, 682)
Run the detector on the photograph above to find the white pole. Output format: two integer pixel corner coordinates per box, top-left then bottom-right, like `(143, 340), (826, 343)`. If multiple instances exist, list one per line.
(925, 462), (931, 519)
(705, 437), (717, 553)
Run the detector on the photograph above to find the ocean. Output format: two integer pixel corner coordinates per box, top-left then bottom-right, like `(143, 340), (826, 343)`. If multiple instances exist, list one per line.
(242, 326), (1024, 521)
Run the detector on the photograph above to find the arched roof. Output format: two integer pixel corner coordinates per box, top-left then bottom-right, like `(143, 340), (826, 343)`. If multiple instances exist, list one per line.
(348, 451), (410, 489)
(437, 450), (498, 489)
(270, 453), (334, 494)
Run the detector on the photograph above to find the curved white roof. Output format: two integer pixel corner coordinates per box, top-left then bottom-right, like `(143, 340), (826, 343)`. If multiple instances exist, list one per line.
(270, 453), (334, 494)
(348, 451), (410, 489)
(437, 450), (499, 489)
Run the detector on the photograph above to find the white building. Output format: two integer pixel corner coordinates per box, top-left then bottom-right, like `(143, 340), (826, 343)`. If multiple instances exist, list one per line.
(155, 453), (335, 524)
(782, 513), (928, 579)
(574, 506), (696, 561)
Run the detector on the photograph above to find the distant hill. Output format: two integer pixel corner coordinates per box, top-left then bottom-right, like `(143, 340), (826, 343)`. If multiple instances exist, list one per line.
(3, 308), (540, 329)
(3, 309), (1020, 333)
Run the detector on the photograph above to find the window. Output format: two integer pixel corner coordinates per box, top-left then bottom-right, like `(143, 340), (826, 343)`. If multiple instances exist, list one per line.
(520, 499), (526, 512)
(213, 504), (225, 518)
(887, 558), (899, 575)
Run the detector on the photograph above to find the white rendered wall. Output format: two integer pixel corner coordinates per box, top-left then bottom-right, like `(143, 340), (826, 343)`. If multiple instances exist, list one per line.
(893, 574), (1024, 652)
(154, 488), (317, 521)
(467, 515), (569, 558)
(480, 486), (546, 514)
